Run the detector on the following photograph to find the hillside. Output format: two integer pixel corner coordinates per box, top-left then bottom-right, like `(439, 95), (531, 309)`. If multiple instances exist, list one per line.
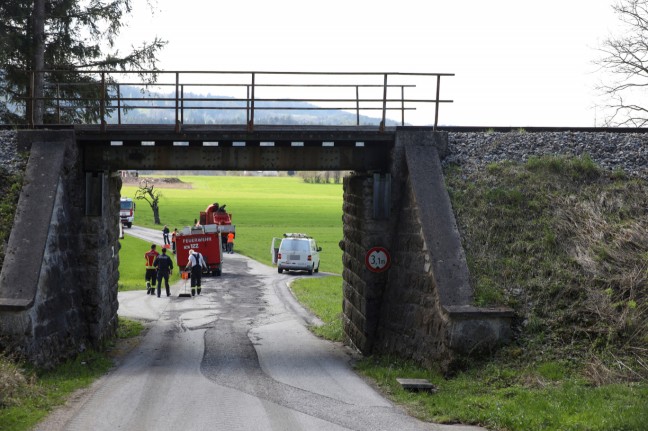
(445, 155), (648, 381)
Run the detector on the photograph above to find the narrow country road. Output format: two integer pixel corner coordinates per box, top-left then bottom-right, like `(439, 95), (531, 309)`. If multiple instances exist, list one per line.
(35, 227), (485, 431)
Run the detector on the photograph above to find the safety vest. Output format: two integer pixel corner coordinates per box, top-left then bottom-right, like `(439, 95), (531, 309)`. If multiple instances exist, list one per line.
(145, 250), (159, 269)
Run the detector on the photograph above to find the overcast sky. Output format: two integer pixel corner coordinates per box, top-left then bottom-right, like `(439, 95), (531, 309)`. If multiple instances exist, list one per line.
(116, 0), (620, 127)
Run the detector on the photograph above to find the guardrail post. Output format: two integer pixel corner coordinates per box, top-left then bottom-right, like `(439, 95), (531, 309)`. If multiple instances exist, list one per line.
(380, 73), (387, 132)
(356, 85), (360, 126)
(116, 84), (122, 125)
(246, 85), (250, 125)
(28, 71), (34, 128)
(400, 85), (405, 126)
(434, 75), (441, 130)
(56, 84), (61, 124)
(248, 72), (255, 131)
(180, 84), (185, 125)
(100, 72), (106, 132)
(175, 72), (180, 133)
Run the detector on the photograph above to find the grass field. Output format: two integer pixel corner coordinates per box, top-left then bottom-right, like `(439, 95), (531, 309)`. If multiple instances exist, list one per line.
(121, 175), (344, 275)
(118, 234), (181, 292)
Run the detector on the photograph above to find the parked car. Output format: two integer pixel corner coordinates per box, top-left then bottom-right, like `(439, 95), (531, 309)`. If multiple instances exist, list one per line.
(271, 233), (321, 275)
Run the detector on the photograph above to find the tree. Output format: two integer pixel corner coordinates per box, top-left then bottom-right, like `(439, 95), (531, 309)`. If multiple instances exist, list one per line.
(135, 179), (162, 225)
(0, 0), (166, 124)
(597, 0), (648, 126)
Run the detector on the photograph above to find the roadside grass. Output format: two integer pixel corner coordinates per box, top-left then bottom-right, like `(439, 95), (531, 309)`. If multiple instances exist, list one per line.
(290, 275), (344, 342)
(121, 175), (344, 274)
(0, 318), (144, 431)
(117, 234), (181, 292)
(355, 355), (648, 431)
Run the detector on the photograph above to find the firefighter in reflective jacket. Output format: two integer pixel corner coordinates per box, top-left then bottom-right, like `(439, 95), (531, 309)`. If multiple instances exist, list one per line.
(144, 244), (159, 295)
(186, 249), (207, 296)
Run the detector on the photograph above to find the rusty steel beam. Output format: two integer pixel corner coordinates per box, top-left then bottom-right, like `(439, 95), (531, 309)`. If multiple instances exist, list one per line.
(83, 145), (392, 171)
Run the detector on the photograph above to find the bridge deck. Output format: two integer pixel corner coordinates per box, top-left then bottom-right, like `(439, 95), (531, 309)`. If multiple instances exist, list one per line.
(74, 125), (435, 171)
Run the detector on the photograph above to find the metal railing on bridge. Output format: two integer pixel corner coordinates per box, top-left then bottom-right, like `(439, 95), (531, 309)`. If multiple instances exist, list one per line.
(24, 70), (454, 132)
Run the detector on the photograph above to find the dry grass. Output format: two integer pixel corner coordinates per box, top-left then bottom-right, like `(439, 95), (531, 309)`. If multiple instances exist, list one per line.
(445, 155), (648, 382)
(0, 357), (35, 408)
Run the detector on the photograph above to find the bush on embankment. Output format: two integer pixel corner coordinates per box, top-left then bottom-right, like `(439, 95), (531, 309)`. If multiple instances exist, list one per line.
(0, 158), (25, 270)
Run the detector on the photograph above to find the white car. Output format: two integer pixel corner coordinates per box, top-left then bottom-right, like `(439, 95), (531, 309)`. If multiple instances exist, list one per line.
(271, 233), (321, 275)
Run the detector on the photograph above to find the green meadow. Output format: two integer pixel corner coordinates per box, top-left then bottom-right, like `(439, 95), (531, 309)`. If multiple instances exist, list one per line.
(121, 175), (344, 275)
(118, 234), (181, 291)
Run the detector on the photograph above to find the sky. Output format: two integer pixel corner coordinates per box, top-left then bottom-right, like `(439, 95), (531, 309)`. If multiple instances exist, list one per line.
(116, 0), (621, 127)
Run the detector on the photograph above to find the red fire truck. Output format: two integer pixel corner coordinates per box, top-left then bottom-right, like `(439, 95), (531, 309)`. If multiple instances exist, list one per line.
(176, 227), (223, 276)
(199, 202), (235, 248)
(175, 203), (234, 276)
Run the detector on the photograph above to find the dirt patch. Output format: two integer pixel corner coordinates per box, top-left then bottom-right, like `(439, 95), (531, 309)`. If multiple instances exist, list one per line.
(121, 176), (192, 189)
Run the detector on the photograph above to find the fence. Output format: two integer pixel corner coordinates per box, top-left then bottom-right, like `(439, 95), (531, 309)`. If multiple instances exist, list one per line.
(25, 70), (454, 131)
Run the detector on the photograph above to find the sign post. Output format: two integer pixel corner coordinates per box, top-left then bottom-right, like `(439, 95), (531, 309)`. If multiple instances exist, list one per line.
(365, 247), (391, 273)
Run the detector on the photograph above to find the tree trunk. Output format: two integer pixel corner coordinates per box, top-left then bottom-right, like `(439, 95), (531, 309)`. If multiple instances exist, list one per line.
(153, 204), (161, 225)
(32, 0), (45, 124)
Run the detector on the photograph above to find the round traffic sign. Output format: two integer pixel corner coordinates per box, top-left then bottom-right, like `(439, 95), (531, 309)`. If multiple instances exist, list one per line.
(365, 247), (391, 273)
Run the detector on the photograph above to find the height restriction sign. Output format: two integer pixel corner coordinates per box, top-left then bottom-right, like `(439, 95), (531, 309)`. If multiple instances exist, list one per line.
(365, 247), (391, 273)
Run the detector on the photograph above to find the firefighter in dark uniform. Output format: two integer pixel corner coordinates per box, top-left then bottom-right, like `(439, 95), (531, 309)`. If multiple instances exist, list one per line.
(144, 244), (159, 295)
(153, 247), (174, 297)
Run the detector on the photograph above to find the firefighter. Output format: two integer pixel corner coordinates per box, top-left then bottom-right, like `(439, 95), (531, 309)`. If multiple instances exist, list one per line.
(227, 232), (235, 254)
(144, 244), (159, 295)
(153, 247), (174, 297)
(186, 249), (207, 296)
(162, 225), (170, 245)
(171, 228), (178, 254)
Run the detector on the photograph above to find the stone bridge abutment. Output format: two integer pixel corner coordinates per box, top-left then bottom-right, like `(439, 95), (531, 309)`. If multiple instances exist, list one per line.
(0, 127), (513, 370)
(0, 131), (121, 366)
(342, 131), (512, 369)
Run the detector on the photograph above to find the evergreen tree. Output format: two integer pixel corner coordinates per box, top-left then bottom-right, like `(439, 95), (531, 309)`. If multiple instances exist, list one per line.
(0, 0), (166, 124)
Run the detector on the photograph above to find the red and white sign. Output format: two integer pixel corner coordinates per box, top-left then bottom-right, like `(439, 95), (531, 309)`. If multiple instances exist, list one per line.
(365, 247), (391, 273)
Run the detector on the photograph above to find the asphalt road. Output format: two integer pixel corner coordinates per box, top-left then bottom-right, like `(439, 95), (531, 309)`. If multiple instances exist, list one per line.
(35, 226), (485, 431)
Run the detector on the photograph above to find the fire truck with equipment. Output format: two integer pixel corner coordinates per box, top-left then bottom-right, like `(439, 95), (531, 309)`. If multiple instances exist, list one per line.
(199, 202), (235, 250)
(175, 203), (234, 276)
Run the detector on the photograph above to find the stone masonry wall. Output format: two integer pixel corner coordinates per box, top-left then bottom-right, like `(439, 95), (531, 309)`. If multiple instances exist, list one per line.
(341, 174), (391, 353)
(0, 131), (120, 367)
(373, 175), (453, 367)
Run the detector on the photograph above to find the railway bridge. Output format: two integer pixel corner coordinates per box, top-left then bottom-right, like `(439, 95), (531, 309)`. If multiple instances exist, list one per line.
(0, 71), (512, 370)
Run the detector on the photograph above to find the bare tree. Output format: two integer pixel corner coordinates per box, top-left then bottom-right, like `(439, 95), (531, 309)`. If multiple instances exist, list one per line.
(597, 0), (648, 126)
(135, 179), (162, 225)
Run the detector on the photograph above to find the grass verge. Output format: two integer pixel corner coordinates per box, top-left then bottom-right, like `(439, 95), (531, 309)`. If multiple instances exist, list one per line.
(290, 275), (344, 342)
(0, 318), (145, 431)
(356, 356), (648, 431)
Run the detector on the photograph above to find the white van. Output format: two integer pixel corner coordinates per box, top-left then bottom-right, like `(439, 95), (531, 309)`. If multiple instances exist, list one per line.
(271, 233), (321, 275)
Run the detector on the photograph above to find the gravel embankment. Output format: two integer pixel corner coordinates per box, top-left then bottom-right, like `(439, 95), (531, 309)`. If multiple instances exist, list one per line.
(0, 130), (19, 173)
(445, 131), (648, 180)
